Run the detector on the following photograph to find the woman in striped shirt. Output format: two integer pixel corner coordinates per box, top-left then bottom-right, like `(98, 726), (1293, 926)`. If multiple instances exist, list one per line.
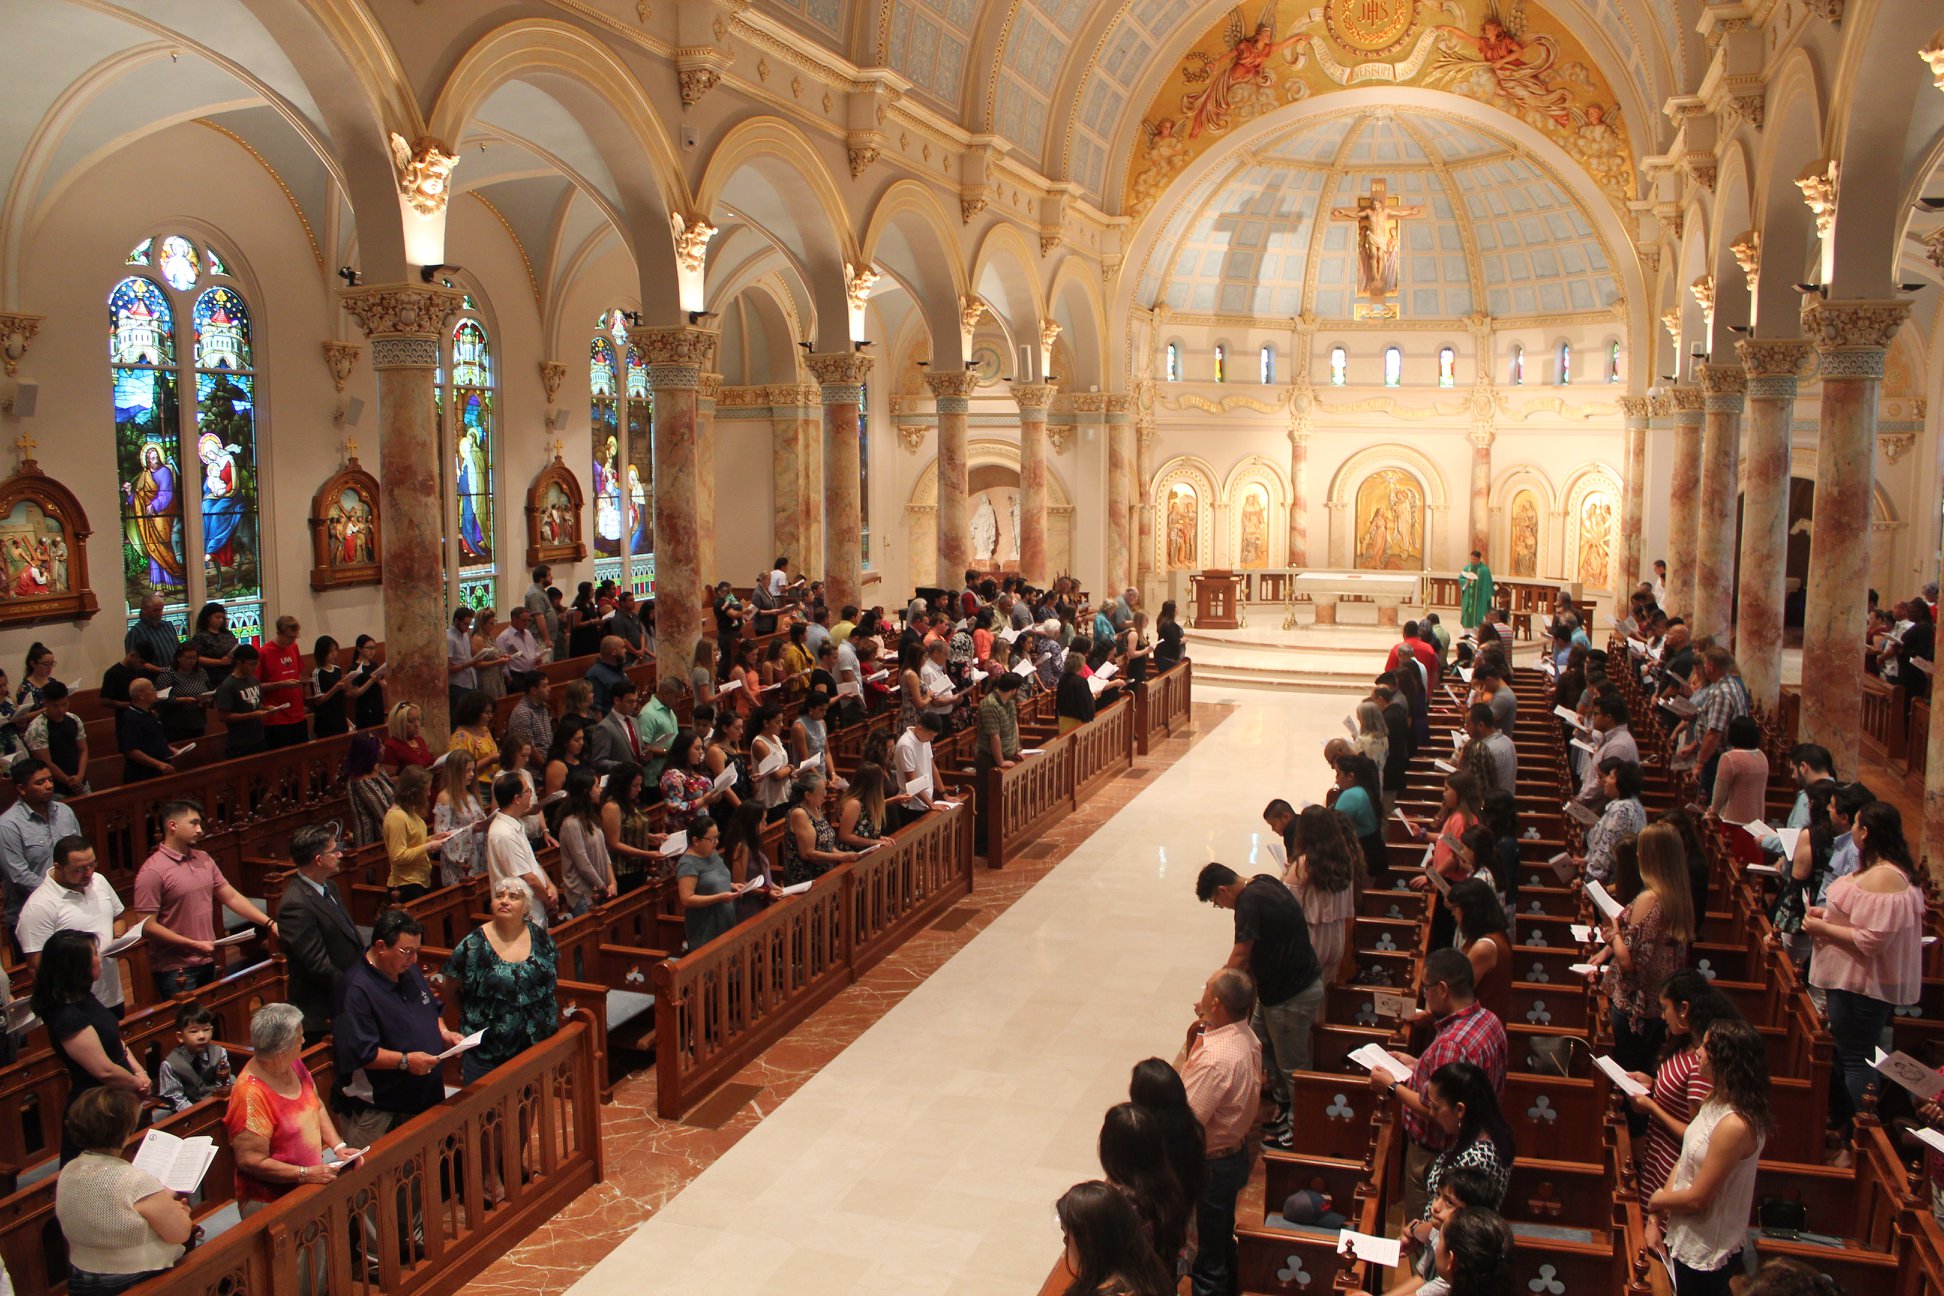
(1623, 969), (1737, 1251)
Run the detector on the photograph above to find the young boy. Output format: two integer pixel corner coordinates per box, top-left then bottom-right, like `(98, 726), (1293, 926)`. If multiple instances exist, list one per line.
(158, 1002), (232, 1112)
(1390, 1166), (1498, 1296)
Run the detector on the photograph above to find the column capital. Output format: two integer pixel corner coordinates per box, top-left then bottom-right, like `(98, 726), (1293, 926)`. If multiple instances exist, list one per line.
(1011, 383), (1058, 415)
(634, 326), (719, 390)
(0, 311), (46, 377)
(923, 370), (980, 408)
(1616, 395), (1652, 422)
(337, 284), (463, 367)
(806, 351), (873, 403)
(1697, 362), (1746, 413)
(1800, 299), (1911, 378)
(1668, 386), (1706, 417)
(1104, 393), (1133, 419)
(1648, 392), (1675, 419)
(1467, 427), (1496, 450)
(1736, 338), (1815, 399)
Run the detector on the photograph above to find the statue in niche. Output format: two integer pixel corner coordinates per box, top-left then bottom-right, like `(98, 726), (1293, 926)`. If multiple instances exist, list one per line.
(1510, 490), (1539, 577)
(1578, 493), (1613, 588)
(970, 493), (999, 562)
(1238, 485), (1269, 567)
(1008, 493), (1021, 561)
(1354, 469), (1425, 571)
(1166, 484), (1198, 570)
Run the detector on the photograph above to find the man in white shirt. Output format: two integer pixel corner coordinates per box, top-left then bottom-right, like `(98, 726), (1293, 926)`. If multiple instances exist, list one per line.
(18, 834), (128, 1013)
(525, 566), (557, 656)
(485, 773), (558, 927)
(495, 606), (546, 691)
(447, 607), (487, 712)
(891, 715), (943, 815)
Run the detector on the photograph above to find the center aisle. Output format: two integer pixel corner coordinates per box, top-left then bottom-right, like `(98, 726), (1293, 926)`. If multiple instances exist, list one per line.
(564, 685), (1344, 1296)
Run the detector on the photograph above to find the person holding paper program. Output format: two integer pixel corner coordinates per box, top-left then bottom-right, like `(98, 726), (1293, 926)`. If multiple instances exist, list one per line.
(442, 880), (560, 1084)
(56, 1088), (192, 1289)
(1577, 823), (1694, 1076)
(228, 1003), (359, 1211)
(779, 770), (863, 887)
(17, 834), (129, 1014)
(332, 910), (466, 1149)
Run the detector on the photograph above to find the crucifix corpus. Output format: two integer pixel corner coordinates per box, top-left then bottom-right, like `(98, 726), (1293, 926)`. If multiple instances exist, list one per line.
(1330, 178), (1423, 318)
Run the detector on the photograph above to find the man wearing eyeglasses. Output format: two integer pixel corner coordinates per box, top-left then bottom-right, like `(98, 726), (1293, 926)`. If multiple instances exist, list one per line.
(17, 834), (130, 1021)
(275, 824), (365, 1046)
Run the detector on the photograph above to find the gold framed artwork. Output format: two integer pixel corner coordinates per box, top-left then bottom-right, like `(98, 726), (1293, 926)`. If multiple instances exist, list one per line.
(0, 449), (100, 626)
(525, 449), (587, 567)
(308, 456), (383, 590)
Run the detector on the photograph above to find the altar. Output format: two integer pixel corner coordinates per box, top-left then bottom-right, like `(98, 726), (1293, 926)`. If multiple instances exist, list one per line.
(1291, 571), (1419, 627)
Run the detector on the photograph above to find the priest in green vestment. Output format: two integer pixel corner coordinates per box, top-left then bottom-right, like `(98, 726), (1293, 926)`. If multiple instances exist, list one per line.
(1460, 549), (1494, 631)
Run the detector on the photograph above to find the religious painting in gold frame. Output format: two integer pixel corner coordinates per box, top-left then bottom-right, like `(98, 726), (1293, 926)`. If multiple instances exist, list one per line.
(1164, 483), (1199, 571)
(1509, 489), (1539, 577)
(1237, 483), (1271, 568)
(1576, 490), (1614, 589)
(525, 451), (587, 567)
(0, 452), (99, 626)
(308, 457), (383, 590)
(1353, 468), (1425, 571)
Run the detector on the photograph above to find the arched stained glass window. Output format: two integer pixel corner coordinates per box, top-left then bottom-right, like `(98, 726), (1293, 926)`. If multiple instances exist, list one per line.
(1438, 346), (1456, 388)
(107, 235), (265, 640)
(1384, 346), (1402, 388)
(1329, 346), (1347, 386)
(1166, 343), (1181, 382)
(1260, 345), (1275, 385)
(1557, 342), (1571, 385)
(590, 334), (621, 564)
(589, 312), (656, 596)
(1213, 345), (1226, 383)
(447, 313), (496, 608)
(1511, 345), (1525, 386)
(1607, 341), (1622, 384)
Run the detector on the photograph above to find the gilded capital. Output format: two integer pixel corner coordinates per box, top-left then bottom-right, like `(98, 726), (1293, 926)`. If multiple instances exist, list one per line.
(804, 351), (875, 388)
(1734, 339), (1815, 380)
(1696, 363), (1746, 396)
(338, 284), (463, 350)
(1668, 386), (1706, 416)
(1799, 299), (1910, 356)
(1066, 392), (1109, 415)
(1648, 393), (1675, 419)
(1616, 396), (1652, 421)
(1011, 383), (1058, 415)
(1104, 394), (1132, 417)
(923, 371), (980, 401)
(699, 372), (723, 403)
(636, 326), (720, 370)
(766, 383), (822, 408)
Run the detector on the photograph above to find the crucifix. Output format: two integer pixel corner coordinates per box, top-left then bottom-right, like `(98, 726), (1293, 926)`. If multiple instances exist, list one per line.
(1329, 178), (1423, 308)
(549, 438), (566, 461)
(13, 432), (37, 464)
(342, 437), (359, 462)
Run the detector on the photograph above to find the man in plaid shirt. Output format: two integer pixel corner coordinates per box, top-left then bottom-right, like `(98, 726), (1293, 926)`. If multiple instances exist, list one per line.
(1369, 947), (1507, 1219)
(1678, 646), (1749, 800)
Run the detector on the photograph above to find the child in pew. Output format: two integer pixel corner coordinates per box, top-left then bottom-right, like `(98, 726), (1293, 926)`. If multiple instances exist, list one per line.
(1349, 1204), (1517, 1296)
(156, 1002), (231, 1113)
(1389, 1166), (1500, 1295)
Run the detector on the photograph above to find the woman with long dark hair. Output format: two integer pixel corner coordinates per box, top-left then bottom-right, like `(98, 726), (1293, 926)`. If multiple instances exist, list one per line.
(1096, 1103), (1190, 1270)
(1805, 800), (1926, 1144)
(36, 930), (147, 1163)
(1624, 970), (1739, 1228)
(1054, 1180), (1174, 1296)
(1649, 1018), (1771, 1296)
(1331, 752), (1388, 890)
(1447, 879), (1512, 1024)
(1287, 805), (1361, 985)
(1127, 1058), (1203, 1206)
(1152, 600), (1184, 670)
(1420, 1062), (1515, 1219)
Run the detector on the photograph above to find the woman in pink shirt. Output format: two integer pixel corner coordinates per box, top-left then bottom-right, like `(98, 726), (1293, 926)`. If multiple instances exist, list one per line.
(1707, 716), (1769, 829)
(1804, 801), (1927, 1145)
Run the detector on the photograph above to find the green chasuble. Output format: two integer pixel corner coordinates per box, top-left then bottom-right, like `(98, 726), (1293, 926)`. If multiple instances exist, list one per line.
(1460, 560), (1494, 629)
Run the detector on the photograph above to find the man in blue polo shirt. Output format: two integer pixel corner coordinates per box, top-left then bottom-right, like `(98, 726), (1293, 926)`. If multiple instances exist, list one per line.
(331, 909), (463, 1147)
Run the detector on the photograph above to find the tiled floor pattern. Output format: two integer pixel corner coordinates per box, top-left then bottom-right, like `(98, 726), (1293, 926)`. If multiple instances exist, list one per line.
(465, 692), (1331, 1296)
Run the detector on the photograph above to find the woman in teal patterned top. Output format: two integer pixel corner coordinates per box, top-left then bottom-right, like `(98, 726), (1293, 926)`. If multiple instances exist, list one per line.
(441, 879), (559, 1083)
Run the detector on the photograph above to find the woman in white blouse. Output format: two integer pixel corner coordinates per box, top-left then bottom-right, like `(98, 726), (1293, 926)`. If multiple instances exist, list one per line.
(55, 1087), (193, 1295)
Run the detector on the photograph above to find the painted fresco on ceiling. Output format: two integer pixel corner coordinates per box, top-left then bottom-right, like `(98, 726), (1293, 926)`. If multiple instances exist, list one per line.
(1127, 0), (1635, 218)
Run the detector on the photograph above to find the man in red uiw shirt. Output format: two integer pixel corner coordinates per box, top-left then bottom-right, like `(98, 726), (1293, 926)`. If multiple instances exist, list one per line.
(257, 614), (310, 749)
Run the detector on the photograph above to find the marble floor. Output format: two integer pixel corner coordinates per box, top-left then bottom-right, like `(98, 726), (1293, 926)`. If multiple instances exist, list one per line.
(485, 685), (1346, 1296)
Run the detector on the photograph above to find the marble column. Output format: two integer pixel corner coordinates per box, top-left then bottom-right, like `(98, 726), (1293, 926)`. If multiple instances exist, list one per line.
(1136, 422), (1158, 583)
(641, 327), (719, 684)
(807, 353), (873, 613)
(1664, 388), (1705, 620)
(1107, 397), (1134, 593)
(1466, 430), (1493, 558)
(1799, 300), (1910, 776)
(1013, 384), (1057, 585)
(1616, 397), (1650, 592)
(768, 388), (804, 567)
(1732, 341), (1813, 714)
(338, 283), (463, 742)
(1287, 431), (1311, 567)
(791, 385), (825, 583)
(927, 371), (979, 586)
(1693, 364), (1747, 642)
(696, 374), (720, 583)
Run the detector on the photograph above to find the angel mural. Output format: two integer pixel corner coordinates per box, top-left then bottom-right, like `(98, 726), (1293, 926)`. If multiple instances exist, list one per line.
(1179, 3), (1313, 140)
(1578, 495), (1613, 588)
(1355, 470), (1425, 571)
(1427, 3), (1583, 131)
(1166, 484), (1198, 571)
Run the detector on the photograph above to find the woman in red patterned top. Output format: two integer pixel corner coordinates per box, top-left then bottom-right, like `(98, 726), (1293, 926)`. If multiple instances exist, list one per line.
(1624, 969), (1736, 1251)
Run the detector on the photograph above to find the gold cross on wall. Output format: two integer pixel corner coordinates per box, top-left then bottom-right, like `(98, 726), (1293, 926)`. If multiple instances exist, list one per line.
(13, 432), (36, 462)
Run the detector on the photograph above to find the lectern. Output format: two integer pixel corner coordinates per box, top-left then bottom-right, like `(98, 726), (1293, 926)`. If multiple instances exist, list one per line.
(1189, 569), (1245, 629)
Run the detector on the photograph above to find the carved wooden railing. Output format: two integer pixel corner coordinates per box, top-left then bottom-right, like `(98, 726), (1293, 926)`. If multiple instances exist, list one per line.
(1134, 660), (1193, 755)
(112, 1022), (601, 1296)
(1901, 697), (1929, 780)
(1070, 696), (1136, 804)
(1860, 675), (1907, 765)
(651, 802), (974, 1118)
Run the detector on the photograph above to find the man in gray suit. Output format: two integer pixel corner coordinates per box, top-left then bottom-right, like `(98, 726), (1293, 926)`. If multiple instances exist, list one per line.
(275, 824), (366, 1046)
(588, 675), (645, 769)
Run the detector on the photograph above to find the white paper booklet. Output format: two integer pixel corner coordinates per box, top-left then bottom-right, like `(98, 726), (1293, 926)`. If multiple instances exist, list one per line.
(103, 920), (148, 958)
(437, 1029), (487, 1060)
(1337, 1229), (1402, 1268)
(1593, 1055), (1648, 1097)
(1346, 1043), (1412, 1085)
(659, 830), (688, 857)
(1583, 879), (1624, 922)
(132, 1129), (220, 1194)
(1552, 705), (1588, 730)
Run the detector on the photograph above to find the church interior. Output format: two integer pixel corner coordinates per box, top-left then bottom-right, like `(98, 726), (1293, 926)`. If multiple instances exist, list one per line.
(1, 0), (1943, 1293)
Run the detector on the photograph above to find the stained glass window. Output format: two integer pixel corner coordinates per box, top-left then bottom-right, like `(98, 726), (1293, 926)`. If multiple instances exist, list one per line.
(1330, 346), (1347, 386)
(1438, 347), (1456, 388)
(1213, 345), (1226, 383)
(1511, 345), (1525, 386)
(107, 239), (264, 640)
(1260, 345), (1275, 385)
(192, 286), (263, 630)
(449, 315), (495, 606)
(590, 336), (621, 561)
(1384, 346), (1402, 388)
(1607, 341), (1622, 384)
(590, 313), (655, 595)
(1166, 343), (1181, 382)
(624, 342), (654, 596)
(1557, 342), (1571, 385)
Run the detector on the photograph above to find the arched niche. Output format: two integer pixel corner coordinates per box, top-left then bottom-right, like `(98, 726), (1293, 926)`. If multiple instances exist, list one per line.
(1150, 456), (1220, 575)
(1220, 456), (1289, 569)
(906, 440), (1075, 585)
(1560, 464), (1624, 595)
(1488, 464), (1557, 581)
(1324, 444), (1451, 571)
